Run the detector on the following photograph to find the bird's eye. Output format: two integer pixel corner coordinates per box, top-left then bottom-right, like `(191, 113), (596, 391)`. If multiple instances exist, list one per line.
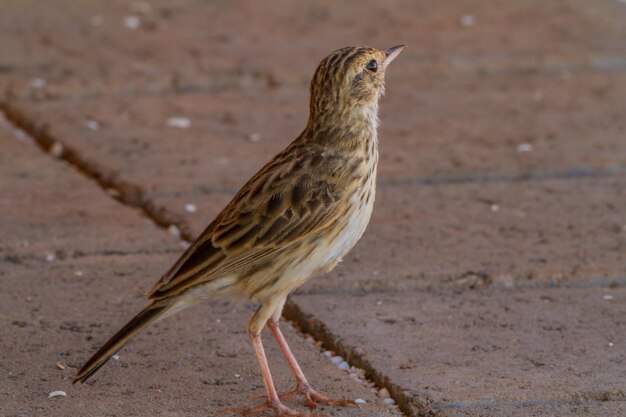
(366, 59), (378, 72)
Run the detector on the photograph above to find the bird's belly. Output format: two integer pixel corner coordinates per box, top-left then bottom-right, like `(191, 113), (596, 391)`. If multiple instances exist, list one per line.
(321, 198), (374, 270)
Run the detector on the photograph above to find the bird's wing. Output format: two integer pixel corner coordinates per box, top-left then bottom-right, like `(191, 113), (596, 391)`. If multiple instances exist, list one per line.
(148, 143), (353, 299)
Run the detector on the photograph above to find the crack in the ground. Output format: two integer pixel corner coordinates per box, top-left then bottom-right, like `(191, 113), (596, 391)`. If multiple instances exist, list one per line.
(284, 301), (429, 417)
(1, 104), (196, 243)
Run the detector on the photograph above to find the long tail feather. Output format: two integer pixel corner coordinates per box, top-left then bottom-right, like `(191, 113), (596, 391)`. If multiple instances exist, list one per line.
(74, 302), (169, 383)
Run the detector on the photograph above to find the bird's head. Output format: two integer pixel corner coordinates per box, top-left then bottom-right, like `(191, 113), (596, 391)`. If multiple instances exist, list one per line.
(308, 45), (405, 129)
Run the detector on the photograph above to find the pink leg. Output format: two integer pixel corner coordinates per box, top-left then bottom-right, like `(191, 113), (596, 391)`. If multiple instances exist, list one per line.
(228, 331), (313, 416)
(267, 320), (357, 410)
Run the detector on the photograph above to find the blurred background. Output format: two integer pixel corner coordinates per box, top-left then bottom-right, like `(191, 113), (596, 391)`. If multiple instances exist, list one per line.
(1, 1), (625, 416)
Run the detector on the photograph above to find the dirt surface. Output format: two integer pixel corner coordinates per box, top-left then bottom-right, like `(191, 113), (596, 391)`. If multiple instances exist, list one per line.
(1, 1), (625, 416)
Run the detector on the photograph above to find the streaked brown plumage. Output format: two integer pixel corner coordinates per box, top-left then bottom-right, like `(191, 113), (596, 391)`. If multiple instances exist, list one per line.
(75, 45), (405, 416)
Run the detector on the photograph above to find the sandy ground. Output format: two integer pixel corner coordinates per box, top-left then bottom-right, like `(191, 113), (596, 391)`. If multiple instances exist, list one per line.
(1, 1), (625, 416)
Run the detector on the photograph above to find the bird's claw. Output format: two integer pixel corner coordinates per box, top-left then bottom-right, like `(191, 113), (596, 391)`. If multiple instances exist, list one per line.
(224, 400), (317, 417)
(288, 383), (359, 410)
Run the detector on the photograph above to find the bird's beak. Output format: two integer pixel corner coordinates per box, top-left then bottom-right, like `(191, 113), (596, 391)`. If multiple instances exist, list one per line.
(383, 44), (406, 67)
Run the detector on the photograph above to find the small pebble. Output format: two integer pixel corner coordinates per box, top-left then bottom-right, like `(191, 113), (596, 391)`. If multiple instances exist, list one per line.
(49, 142), (64, 157)
(85, 120), (100, 131)
(13, 128), (28, 141)
(376, 300), (383, 306)
(124, 15), (141, 29)
(131, 1), (153, 14)
(517, 143), (533, 153)
(490, 204), (500, 212)
(383, 397), (396, 405)
(167, 117), (191, 129)
(30, 78), (47, 89)
(323, 351), (332, 357)
(338, 361), (350, 370)
(168, 225), (181, 238)
(248, 133), (262, 142)
(112, 354), (120, 360)
(48, 391), (66, 398)
(602, 294), (614, 300)
(56, 362), (65, 370)
(608, 342), (614, 347)
(355, 398), (366, 405)
(378, 388), (390, 398)
(106, 188), (121, 198)
(184, 203), (197, 213)
(74, 270), (84, 277)
(45, 253), (55, 262)
(459, 15), (476, 27)
(330, 356), (343, 365)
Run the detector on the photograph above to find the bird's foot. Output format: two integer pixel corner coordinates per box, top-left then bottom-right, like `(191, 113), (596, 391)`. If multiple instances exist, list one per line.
(282, 383), (359, 410)
(225, 399), (317, 417)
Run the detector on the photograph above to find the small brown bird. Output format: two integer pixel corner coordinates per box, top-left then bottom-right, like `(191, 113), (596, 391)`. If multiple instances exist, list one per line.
(75, 45), (405, 416)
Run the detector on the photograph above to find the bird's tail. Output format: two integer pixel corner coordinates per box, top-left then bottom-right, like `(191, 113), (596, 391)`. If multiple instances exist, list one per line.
(73, 302), (170, 384)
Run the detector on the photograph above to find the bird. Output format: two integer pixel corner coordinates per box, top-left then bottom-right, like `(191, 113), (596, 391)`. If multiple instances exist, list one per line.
(74, 44), (405, 417)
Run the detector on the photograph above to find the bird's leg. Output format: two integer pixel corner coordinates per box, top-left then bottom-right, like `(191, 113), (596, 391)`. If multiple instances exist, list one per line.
(267, 319), (358, 410)
(227, 304), (314, 417)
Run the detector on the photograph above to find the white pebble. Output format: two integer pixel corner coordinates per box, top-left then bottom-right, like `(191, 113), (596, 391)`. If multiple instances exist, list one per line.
(376, 300), (383, 306)
(74, 270), (84, 277)
(383, 397), (396, 405)
(602, 294), (614, 300)
(184, 203), (197, 213)
(48, 391), (66, 398)
(490, 204), (500, 212)
(168, 225), (181, 238)
(338, 361), (350, 370)
(323, 351), (332, 357)
(609, 342), (614, 347)
(90, 15), (103, 26)
(85, 120), (100, 131)
(355, 398), (366, 404)
(124, 15), (141, 29)
(459, 15), (476, 27)
(517, 143), (533, 153)
(13, 128), (28, 141)
(330, 355), (343, 365)
(30, 78), (47, 89)
(112, 354), (120, 360)
(49, 142), (64, 157)
(45, 253), (55, 262)
(167, 117), (191, 129)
